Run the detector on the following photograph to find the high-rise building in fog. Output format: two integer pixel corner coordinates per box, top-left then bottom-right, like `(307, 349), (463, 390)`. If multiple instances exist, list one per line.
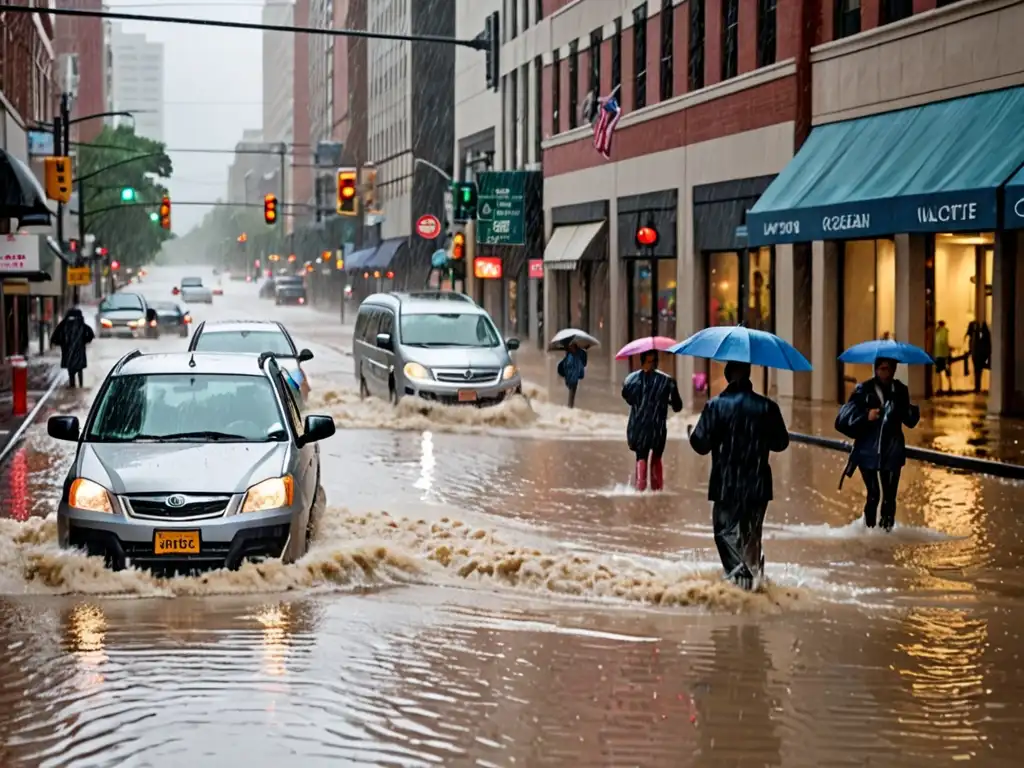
(109, 24), (164, 141)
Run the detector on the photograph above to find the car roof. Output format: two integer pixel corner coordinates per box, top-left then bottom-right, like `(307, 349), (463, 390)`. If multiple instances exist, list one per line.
(114, 352), (270, 377)
(151, 301), (181, 310)
(362, 292), (483, 316)
(197, 320), (286, 334)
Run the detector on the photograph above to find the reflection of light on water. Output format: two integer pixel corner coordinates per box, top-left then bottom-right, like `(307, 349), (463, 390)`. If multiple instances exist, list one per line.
(892, 607), (988, 760)
(7, 447), (29, 522)
(254, 604), (291, 677)
(920, 465), (981, 538)
(413, 430), (436, 497)
(68, 603), (108, 690)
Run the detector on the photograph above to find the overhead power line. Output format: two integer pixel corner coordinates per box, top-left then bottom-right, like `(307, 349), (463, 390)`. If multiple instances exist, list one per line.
(1, 4), (488, 50)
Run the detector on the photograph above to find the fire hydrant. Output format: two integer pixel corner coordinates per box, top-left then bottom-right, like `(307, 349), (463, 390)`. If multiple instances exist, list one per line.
(9, 356), (28, 417)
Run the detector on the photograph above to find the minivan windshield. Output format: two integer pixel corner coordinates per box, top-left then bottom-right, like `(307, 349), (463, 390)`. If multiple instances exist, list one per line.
(99, 293), (144, 312)
(88, 373), (286, 442)
(193, 329), (295, 356)
(181, 277), (203, 287)
(399, 312), (500, 348)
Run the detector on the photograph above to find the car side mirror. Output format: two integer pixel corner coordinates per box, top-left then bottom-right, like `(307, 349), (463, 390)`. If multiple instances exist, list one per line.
(506, 338), (521, 351)
(297, 348), (314, 363)
(299, 414), (336, 446)
(48, 415), (80, 442)
(376, 333), (392, 350)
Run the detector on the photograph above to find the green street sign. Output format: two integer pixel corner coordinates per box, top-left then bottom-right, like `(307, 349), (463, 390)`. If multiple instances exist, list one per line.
(120, 187), (137, 202)
(475, 171), (526, 247)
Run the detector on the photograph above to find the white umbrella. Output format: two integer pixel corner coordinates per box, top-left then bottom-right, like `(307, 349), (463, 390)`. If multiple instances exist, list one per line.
(548, 328), (600, 352)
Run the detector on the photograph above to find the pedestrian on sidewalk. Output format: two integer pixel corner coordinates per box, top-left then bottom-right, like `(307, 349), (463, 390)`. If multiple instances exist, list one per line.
(689, 361), (790, 591)
(933, 320), (952, 393)
(50, 307), (94, 389)
(835, 357), (920, 531)
(557, 341), (588, 408)
(621, 351), (683, 492)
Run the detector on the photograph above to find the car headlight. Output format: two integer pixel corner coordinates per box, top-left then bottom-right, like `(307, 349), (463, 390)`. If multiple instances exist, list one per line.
(502, 364), (518, 381)
(241, 476), (294, 513)
(68, 478), (114, 513)
(99, 318), (113, 328)
(403, 362), (431, 381)
(127, 319), (141, 328)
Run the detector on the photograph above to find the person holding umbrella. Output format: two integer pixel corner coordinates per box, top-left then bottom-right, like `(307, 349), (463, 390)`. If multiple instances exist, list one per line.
(620, 348), (683, 491)
(550, 329), (600, 408)
(50, 307), (94, 389)
(670, 325), (809, 589)
(835, 339), (925, 531)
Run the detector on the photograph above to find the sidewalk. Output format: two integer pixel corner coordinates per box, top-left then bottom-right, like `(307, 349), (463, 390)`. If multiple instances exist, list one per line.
(0, 355), (64, 462)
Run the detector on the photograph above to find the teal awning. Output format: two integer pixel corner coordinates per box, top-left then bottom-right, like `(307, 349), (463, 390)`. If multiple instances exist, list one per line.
(1003, 165), (1024, 228)
(748, 87), (1024, 245)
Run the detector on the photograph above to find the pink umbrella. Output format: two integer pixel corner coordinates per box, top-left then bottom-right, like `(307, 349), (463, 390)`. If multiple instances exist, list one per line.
(615, 336), (678, 360)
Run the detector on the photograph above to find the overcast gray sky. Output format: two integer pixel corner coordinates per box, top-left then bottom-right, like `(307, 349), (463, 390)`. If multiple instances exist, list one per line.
(108, 0), (265, 233)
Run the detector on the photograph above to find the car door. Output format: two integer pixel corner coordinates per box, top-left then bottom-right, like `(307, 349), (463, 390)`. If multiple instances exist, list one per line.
(374, 309), (396, 395)
(276, 370), (316, 517)
(361, 308), (386, 396)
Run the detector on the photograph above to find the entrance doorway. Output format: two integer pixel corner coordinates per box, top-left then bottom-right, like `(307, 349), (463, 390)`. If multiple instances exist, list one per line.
(626, 257), (678, 368)
(839, 239), (896, 400)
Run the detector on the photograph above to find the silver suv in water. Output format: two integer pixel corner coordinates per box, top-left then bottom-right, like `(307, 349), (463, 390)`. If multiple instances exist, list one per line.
(352, 291), (522, 406)
(48, 350), (336, 572)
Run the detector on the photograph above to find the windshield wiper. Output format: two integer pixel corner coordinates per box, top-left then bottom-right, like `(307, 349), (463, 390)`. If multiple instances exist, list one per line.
(135, 431), (251, 441)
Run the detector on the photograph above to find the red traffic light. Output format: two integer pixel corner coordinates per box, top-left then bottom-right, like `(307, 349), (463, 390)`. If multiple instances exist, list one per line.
(96, 247), (108, 257)
(159, 196), (171, 230)
(110, 260), (121, 270)
(452, 232), (466, 260)
(263, 193), (277, 225)
(385, 270), (395, 279)
(636, 226), (659, 248)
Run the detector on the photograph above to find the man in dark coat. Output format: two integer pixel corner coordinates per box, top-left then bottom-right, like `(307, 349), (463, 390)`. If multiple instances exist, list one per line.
(689, 361), (790, 590)
(621, 351), (683, 491)
(835, 357), (920, 531)
(556, 341), (588, 408)
(50, 308), (94, 388)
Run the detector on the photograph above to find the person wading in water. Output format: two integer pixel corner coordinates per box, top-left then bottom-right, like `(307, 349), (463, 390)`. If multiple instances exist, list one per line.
(621, 351), (683, 492)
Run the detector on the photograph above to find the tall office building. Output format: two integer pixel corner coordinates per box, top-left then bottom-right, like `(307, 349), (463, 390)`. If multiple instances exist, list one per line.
(108, 24), (164, 141)
(262, 0), (294, 203)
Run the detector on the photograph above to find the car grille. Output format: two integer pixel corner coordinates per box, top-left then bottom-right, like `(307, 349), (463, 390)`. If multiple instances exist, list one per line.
(434, 368), (500, 384)
(125, 494), (231, 520)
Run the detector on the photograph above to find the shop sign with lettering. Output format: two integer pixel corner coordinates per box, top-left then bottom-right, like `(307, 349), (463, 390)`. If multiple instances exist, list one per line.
(0, 234), (41, 274)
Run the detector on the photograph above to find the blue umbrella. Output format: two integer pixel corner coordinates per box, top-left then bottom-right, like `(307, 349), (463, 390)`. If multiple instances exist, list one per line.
(838, 339), (933, 365)
(668, 326), (813, 371)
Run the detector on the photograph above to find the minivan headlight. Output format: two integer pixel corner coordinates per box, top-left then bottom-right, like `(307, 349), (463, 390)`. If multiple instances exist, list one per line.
(403, 362), (431, 381)
(69, 478), (114, 513)
(241, 476), (294, 513)
(502, 364), (518, 381)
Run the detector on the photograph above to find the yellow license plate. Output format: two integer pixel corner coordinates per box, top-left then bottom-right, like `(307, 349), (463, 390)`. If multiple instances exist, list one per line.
(153, 530), (200, 555)
(458, 389), (477, 402)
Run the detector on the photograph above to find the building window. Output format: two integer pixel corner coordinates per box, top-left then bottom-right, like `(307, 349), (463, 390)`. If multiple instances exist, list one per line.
(510, 69), (519, 165)
(633, 5), (647, 109)
(722, 0), (739, 80)
(689, 0), (705, 90)
(552, 50), (561, 135)
(568, 40), (579, 129)
(535, 56), (543, 160)
(589, 28), (602, 99)
(536, 0), (543, 22)
(510, 0), (518, 39)
(756, 0), (776, 67)
(612, 18), (622, 94)
(660, 0), (674, 101)
(522, 0), (529, 31)
(834, 0), (861, 39)
(881, 0), (913, 23)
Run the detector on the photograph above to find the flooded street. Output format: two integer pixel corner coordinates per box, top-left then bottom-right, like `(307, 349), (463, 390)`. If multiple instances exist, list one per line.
(1, 269), (1022, 766)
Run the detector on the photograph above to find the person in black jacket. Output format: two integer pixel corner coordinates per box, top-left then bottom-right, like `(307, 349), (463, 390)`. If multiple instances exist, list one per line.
(621, 351), (683, 491)
(50, 307), (94, 389)
(835, 357), (920, 531)
(689, 361), (790, 590)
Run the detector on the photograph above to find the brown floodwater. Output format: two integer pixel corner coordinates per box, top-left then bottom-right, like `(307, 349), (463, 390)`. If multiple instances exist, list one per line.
(1, 271), (1022, 766)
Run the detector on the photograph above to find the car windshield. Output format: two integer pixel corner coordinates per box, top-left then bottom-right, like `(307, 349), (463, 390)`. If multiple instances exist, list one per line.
(87, 373), (286, 442)
(277, 277), (302, 286)
(153, 302), (179, 313)
(99, 294), (143, 312)
(193, 329), (295, 356)
(181, 278), (203, 287)
(400, 312), (500, 347)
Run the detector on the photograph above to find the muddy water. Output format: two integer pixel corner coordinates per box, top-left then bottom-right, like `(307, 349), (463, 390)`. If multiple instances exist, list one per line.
(2, 274), (1023, 765)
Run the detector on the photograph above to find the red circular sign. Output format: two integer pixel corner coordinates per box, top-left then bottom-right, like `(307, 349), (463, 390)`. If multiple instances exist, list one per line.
(636, 226), (658, 247)
(416, 215), (442, 239)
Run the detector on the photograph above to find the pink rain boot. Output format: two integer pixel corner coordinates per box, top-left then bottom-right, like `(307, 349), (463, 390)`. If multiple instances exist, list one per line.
(650, 458), (664, 491)
(635, 460), (648, 492)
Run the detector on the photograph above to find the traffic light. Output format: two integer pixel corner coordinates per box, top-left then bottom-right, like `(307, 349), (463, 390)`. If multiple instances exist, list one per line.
(361, 165), (379, 213)
(452, 232), (466, 261)
(159, 196), (171, 230)
(484, 12), (500, 91)
(337, 168), (358, 216)
(264, 193), (278, 225)
(635, 224), (659, 249)
(452, 181), (478, 221)
(110, 260), (120, 271)
(44, 156), (72, 203)
(120, 187), (137, 202)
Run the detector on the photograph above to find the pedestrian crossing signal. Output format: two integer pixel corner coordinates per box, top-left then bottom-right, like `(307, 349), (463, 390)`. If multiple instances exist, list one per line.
(159, 196), (171, 230)
(264, 193), (278, 225)
(44, 156), (72, 203)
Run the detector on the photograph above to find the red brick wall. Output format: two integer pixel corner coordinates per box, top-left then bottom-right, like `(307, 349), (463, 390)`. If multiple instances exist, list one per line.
(779, 0), (806, 58)
(674, 2), (690, 96)
(647, 14), (661, 104)
(559, 56), (569, 130)
(600, 39), (613, 95)
(542, 0), (575, 19)
(913, 0), (936, 12)
(739, 0), (758, 73)
(542, 63), (554, 140)
(862, 0), (881, 30)
(705, 0), (723, 86)
(292, 0), (313, 219)
(544, 74), (797, 176)
(53, 0), (106, 143)
(621, 27), (635, 108)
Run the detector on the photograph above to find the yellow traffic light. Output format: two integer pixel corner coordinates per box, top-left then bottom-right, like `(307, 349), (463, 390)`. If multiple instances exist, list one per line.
(361, 165), (379, 214)
(44, 156), (72, 203)
(452, 232), (466, 261)
(264, 193), (278, 225)
(159, 196), (171, 230)
(337, 169), (358, 216)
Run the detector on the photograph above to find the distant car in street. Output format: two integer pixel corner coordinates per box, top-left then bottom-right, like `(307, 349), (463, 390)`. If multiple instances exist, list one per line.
(352, 292), (522, 406)
(274, 275), (307, 306)
(259, 278), (276, 299)
(188, 319), (313, 402)
(175, 276), (213, 304)
(96, 292), (160, 339)
(151, 300), (192, 337)
(47, 349), (335, 572)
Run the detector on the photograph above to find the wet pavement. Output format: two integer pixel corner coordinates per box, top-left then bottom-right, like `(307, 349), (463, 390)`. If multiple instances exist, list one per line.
(0, 268), (1022, 766)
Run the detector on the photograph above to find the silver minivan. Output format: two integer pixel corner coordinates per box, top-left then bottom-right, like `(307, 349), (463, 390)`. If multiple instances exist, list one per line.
(353, 292), (523, 406)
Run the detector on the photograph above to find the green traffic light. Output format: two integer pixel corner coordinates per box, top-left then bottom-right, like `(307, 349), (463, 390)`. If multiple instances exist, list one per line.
(120, 187), (137, 202)
(149, 212), (159, 222)
(461, 187), (472, 202)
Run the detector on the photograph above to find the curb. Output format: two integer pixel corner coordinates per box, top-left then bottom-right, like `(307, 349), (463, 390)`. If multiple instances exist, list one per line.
(0, 370), (67, 467)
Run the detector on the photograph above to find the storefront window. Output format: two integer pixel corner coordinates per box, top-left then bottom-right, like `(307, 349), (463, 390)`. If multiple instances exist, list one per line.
(708, 251), (740, 392)
(933, 232), (994, 395)
(657, 259), (677, 337)
(632, 260), (654, 336)
(842, 239), (895, 396)
(747, 247), (772, 330)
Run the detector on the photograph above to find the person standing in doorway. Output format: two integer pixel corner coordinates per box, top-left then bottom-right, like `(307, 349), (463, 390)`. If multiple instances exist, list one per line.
(689, 362), (790, 590)
(835, 357), (921, 531)
(50, 307), (94, 389)
(557, 341), (588, 408)
(933, 320), (952, 394)
(965, 319), (991, 393)
(622, 351), (683, 491)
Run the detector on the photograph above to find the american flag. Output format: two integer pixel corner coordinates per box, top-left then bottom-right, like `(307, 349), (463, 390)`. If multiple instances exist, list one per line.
(593, 94), (622, 159)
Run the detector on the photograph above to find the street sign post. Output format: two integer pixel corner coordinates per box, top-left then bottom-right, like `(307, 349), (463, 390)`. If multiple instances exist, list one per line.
(67, 266), (92, 286)
(415, 214), (442, 240)
(475, 171), (526, 246)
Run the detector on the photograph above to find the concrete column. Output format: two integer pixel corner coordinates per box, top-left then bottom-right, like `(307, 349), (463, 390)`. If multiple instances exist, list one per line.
(775, 243), (812, 399)
(528, 274), (540, 348)
(609, 194), (627, 376)
(894, 233), (927, 399)
(676, 183), (700, 391)
(990, 230), (1018, 415)
(811, 240), (839, 402)
(542, 212), (554, 352)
